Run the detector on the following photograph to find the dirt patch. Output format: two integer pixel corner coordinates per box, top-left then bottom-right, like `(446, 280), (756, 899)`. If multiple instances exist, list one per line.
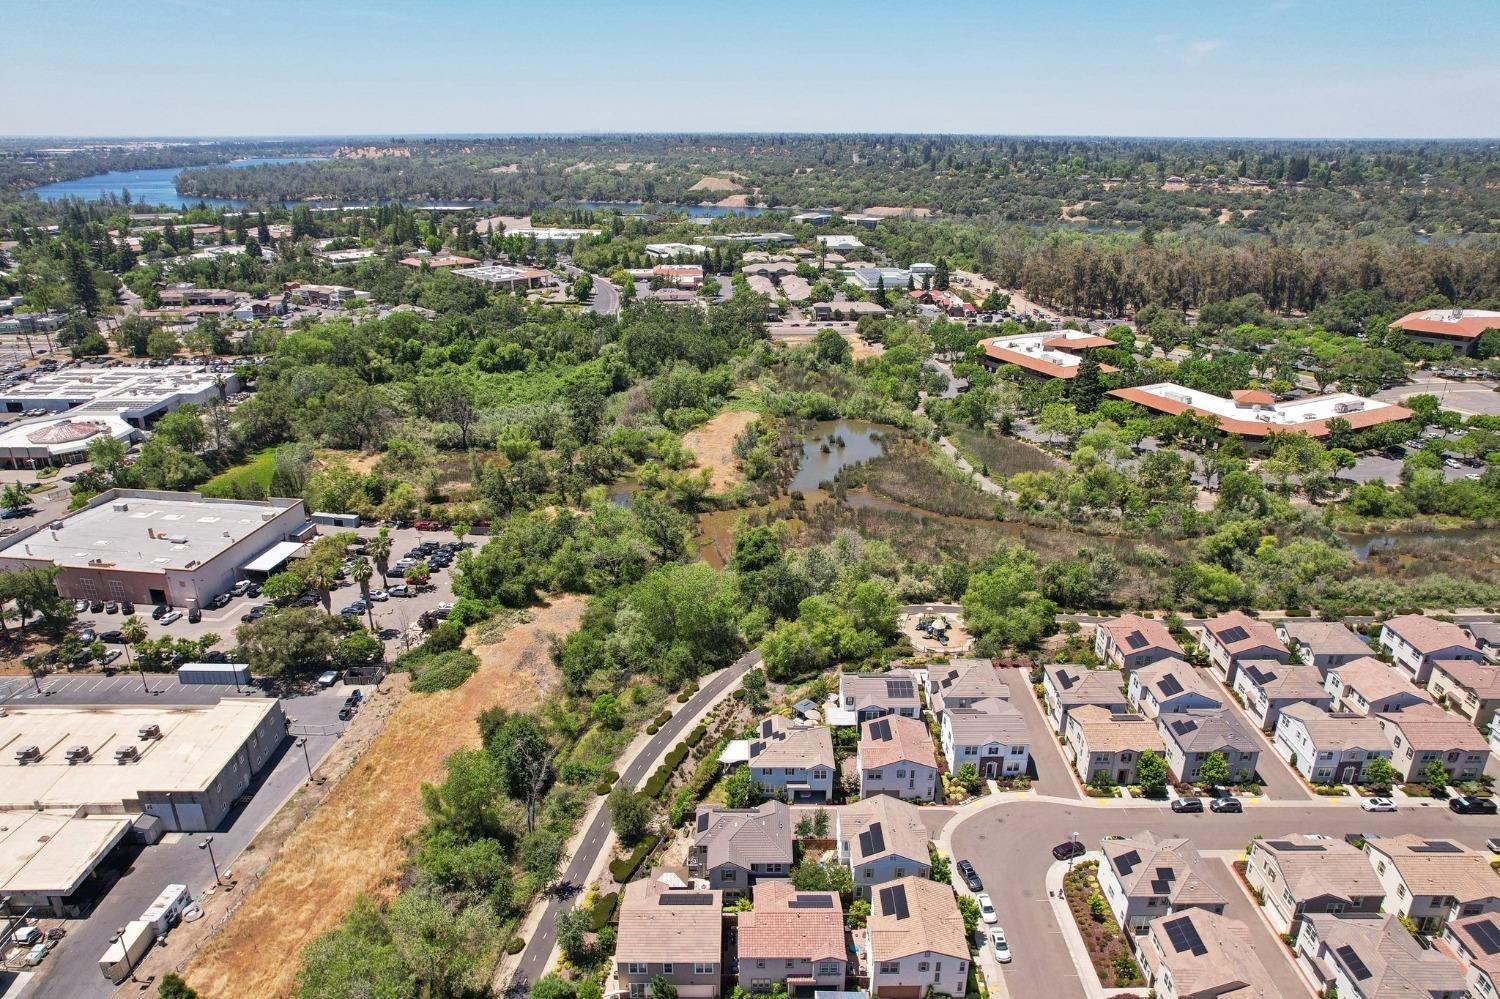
(689, 175), (741, 193)
(682, 410), (758, 493)
(487, 163), (519, 174)
(181, 597), (585, 999)
(714, 193), (751, 207)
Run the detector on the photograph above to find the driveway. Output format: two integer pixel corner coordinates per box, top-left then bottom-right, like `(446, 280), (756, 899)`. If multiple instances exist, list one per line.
(1012, 683), (1082, 799)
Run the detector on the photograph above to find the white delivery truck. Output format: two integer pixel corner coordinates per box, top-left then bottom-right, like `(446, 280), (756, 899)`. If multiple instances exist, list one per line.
(140, 883), (192, 934)
(98, 920), (155, 983)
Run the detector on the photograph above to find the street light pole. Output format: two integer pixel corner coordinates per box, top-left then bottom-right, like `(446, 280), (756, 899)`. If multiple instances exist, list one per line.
(297, 737), (314, 782)
(1070, 830), (1079, 870)
(199, 836), (221, 884)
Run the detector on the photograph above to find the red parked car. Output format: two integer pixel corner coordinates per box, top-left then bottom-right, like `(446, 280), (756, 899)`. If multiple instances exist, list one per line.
(413, 519), (440, 531)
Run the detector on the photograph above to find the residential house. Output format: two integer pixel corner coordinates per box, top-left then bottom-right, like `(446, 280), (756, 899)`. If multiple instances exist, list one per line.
(1440, 912), (1500, 999)
(937, 697), (1029, 780)
(1156, 709), (1260, 784)
(1232, 661), (1333, 731)
(1129, 659), (1223, 718)
(1463, 622), (1500, 661)
(1426, 659), (1500, 729)
(1139, 909), (1278, 999)
(1364, 835), (1500, 933)
(1380, 615), (1483, 685)
(1245, 834), (1384, 935)
(1298, 913), (1466, 999)
(926, 659), (1008, 714)
(858, 715), (939, 803)
(1277, 620), (1371, 671)
(1375, 704), (1491, 783)
(1199, 611), (1289, 685)
(866, 877), (969, 998)
(1326, 657), (1434, 716)
(688, 801), (792, 894)
(1273, 703), (1393, 785)
(1099, 832), (1227, 932)
(1064, 705), (1165, 787)
(1042, 664), (1129, 733)
(745, 717), (837, 803)
(839, 670), (921, 722)
(615, 879), (723, 998)
(836, 795), (931, 901)
(1095, 614), (1186, 670)
(737, 881), (846, 993)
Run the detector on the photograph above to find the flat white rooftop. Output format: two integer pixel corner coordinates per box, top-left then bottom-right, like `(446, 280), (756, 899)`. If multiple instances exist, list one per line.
(983, 330), (1109, 370)
(0, 365), (225, 412)
(505, 227), (598, 241)
(0, 812), (133, 896)
(0, 413), (136, 457)
(0, 699), (283, 810)
(817, 234), (864, 249)
(453, 264), (544, 284)
(1128, 382), (1399, 425)
(0, 490), (302, 573)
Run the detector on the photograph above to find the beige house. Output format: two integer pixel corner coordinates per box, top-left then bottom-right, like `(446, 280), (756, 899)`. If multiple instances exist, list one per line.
(1380, 615), (1484, 685)
(1375, 704), (1491, 782)
(1272, 702), (1392, 785)
(1064, 705), (1165, 787)
(836, 794), (931, 900)
(1139, 909), (1278, 999)
(1042, 664), (1129, 732)
(1299, 913), (1465, 999)
(688, 801), (792, 894)
(1426, 658), (1500, 729)
(1199, 611), (1289, 684)
(1156, 709), (1260, 784)
(615, 879), (723, 998)
(1365, 835), (1500, 933)
(1245, 834), (1383, 935)
(1094, 614), (1185, 670)
(938, 696), (1029, 779)
(1128, 658), (1223, 718)
(866, 876), (969, 998)
(744, 717), (837, 803)
(840, 670), (922, 722)
(858, 715), (939, 802)
(1277, 620), (1372, 671)
(1099, 832), (1226, 932)
(737, 881), (846, 992)
(926, 659), (1008, 713)
(1325, 656), (1434, 715)
(1231, 661), (1332, 731)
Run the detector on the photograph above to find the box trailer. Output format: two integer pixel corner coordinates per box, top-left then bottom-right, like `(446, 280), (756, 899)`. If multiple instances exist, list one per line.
(312, 511), (360, 529)
(177, 662), (252, 686)
(139, 883), (191, 935)
(99, 920), (155, 983)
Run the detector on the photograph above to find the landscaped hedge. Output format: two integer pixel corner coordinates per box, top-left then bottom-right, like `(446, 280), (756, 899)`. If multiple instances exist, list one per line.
(506, 938), (525, 955)
(653, 709), (673, 727)
(609, 836), (660, 882)
(685, 724), (708, 748)
(665, 743), (689, 769)
(643, 764), (672, 798)
(589, 891), (620, 931)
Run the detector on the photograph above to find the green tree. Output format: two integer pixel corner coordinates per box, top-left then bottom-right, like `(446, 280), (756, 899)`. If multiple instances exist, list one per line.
(1422, 758), (1450, 792)
(293, 895), (413, 999)
(650, 977), (679, 999)
(1198, 751), (1230, 788)
(532, 974), (578, 999)
(0, 483), (30, 512)
(261, 572), (306, 606)
(485, 711), (555, 832)
(64, 241), (101, 315)
(158, 973), (201, 999)
(722, 766), (755, 808)
(933, 258), (951, 291)
(1070, 355), (1104, 414)
(1136, 750), (1168, 795)
(235, 606), (342, 677)
(609, 785), (652, 845)
(955, 762), (980, 790)
(1363, 756), (1398, 792)
(956, 894), (980, 936)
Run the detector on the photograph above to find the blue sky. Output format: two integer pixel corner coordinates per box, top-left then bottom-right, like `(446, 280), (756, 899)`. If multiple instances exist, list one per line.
(5, 0), (1499, 137)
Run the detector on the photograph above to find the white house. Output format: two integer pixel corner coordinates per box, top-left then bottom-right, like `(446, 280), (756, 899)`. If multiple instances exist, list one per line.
(1380, 615), (1484, 685)
(1272, 702), (1392, 785)
(1098, 832), (1226, 932)
(1364, 835), (1500, 933)
(938, 697), (1029, 780)
(1129, 659), (1223, 719)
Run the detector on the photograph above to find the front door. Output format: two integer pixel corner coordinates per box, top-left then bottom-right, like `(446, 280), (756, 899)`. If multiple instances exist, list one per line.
(1337, 762), (1360, 783)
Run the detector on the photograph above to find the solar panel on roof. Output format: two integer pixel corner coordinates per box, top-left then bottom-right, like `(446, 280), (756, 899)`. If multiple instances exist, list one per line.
(696, 812), (710, 832)
(1412, 841), (1463, 854)
(859, 822), (886, 857)
(1150, 879), (1171, 894)
(1336, 944), (1372, 981)
(1114, 850), (1140, 876)
(879, 884), (910, 919)
(870, 719), (892, 741)
(1162, 916), (1206, 956)
(660, 892), (714, 905)
(1170, 718), (1195, 735)
(1155, 867), (1176, 883)
(1156, 674), (1184, 697)
(1467, 920), (1500, 956)
(886, 679), (914, 699)
(1219, 625), (1249, 645)
(1057, 670), (1077, 690)
(1125, 631), (1148, 649)
(789, 895), (835, 909)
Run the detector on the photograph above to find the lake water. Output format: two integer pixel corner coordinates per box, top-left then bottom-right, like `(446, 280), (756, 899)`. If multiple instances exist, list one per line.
(789, 420), (886, 493)
(1342, 526), (1500, 561)
(26, 157), (325, 209)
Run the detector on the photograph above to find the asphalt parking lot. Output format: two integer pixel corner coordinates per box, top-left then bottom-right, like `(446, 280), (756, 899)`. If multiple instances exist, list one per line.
(1376, 374), (1500, 418)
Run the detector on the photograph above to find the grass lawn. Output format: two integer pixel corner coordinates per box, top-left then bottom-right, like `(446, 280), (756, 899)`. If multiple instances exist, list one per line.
(200, 448), (276, 498)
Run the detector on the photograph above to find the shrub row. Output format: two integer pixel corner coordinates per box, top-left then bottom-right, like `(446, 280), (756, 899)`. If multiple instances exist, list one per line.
(685, 724), (707, 748)
(653, 709), (673, 727)
(669, 739), (729, 826)
(506, 938), (524, 955)
(609, 836), (660, 883)
(589, 891), (619, 931)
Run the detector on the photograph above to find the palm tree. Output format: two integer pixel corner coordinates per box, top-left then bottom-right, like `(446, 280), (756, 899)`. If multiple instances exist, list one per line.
(353, 558), (375, 631)
(120, 614), (149, 692)
(368, 528), (393, 580)
(306, 564), (335, 616)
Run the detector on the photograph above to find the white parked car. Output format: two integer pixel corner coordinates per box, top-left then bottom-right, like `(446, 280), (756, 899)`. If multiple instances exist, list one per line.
(991, 927), (1011, 963)
(1362, 797), (1397, 813)
(369, 589), (389, 602)
(158, 610), (182, 625)
(977, 893), (998, 924)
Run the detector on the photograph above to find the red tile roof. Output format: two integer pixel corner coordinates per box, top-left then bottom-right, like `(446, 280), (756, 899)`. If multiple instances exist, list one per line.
(1107, 387), (1413, 438)
(1392, 310), (1500, 341)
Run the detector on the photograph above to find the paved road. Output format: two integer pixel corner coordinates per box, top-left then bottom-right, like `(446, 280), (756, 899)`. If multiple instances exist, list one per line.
(506, 650), (762, 993)
(589, 277), (620, 316)
(949, 797), (1491, 999)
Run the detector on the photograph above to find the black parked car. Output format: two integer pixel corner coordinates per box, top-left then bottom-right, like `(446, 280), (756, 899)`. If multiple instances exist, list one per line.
(187, 607), (202, 624)
(1451, 796), (1498, 815)
(1051, 840), (1085, 861)
(121, 601), (135, 614)
(1210, 796), (1243, 813)
(1171, 797), (1204, 814)
(99, 630), (124, 644)
(207, 593), (231, 610)
(957, 859), (983, 893)
(150, 604), (169, 620)
(90, 600), (105, 613)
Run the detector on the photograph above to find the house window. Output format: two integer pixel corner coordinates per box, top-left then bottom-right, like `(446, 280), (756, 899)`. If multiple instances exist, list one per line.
(879, 962), (901, 975)
(722, 870), (737, 882)
(630, 986), (646, 999)
(918, 962), (930, 972)
(812, 769), (827, 780)
(785, 960), (794, 969)
(870, 770), (882, 779)
(1327, 902), (1346, 914)
(695, 963), (714, 975)
(1397, 885), (1407, 899)
(627, 963), (648, 975)
(894, 867), (905, 877)
(662, 964), (672, 975)
(896, 770), (906, 778)
(819, 961), (840, 975)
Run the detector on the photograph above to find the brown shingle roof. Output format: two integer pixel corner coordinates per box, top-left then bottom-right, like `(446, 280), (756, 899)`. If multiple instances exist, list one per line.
(1252, 834), (1382, 903)
(860, 714), (937, 771)
(1203, 611), (1288, 658)
(1133, 658), (1221, 705)
(1098, 614), (1184, 657)
(840, 795), (930, 866)
(1446, 913), (1500, 980)
(738, 881), (844, 964)
(1278, 703), (1388, 752)
(841, 670), (922, 712)
(1307, 913), (1466, 997)
(943, 696), (1027, 746)
(692, 800), (792, 871)
(1070, 705), (1165, 754)
(1367, 835), (1500, 901)
(616, 879), (722, 965)
(1103, 833), (1226, 908)
(749, 721), (835, 770)
(1331, 657), (1430, 705)
(1383, 615), (1479, 656)
(1238, 662), (1329, 701)
(1377, 703), (1490, 752)
(868, 876), (967, 962)
(1142, 909), (1277, 998)
(1279, 620), (1371, 659)
(1045, 664), (1128, 710)
(1431, 659), (1500, 699)
(1159, 708), (1258, 755)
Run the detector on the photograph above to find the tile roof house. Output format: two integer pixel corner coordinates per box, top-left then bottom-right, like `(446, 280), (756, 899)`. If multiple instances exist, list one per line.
(937, 697), (1030, 779)
(1138, 908), (1278, 999)
(866, 877), (969, 998)
(688, 800), (792, 894)
(1365, 835), (1500, 933)
(1245, 834), (1384, 935)
(1440, 912), (1500, 999)
(925, 659), (1008, 713)
(1156, 709), (1260, 785)
(615, 879), (723, 998)
(1299, 912), (1466, 999)
(1272, 702), (1393, 785)
(1042, 664), (1129, 732)
(858, 715), (939, 802)
(1426, 658), (1500, 728)
(1277, 620), (1372, 671)
(1326, 656), (1434, 716)
(736, 881), (847, 993)
(836, 794), (931, 900)
(1463, 621), (1500, 660)
(1380, 615), (1483, 685)
(1099, 832), (1227, 932)
(1064, 705), (1165, 787)
(1199, 611), (1289, 685)
(1375, 704), (1491, 783)
(1095, 614), (1185, 670)
(746, 717), (837, 803)
(1128, 659), (1224, 718)
(1231, 661), (1334, 730)
(839, 669), (922, 722)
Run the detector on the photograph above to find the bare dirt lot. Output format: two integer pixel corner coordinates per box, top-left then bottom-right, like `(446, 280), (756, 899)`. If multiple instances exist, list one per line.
(182, 597), (584, 999)
(682, 409), (758, 493)
(689, 175), (741, 192)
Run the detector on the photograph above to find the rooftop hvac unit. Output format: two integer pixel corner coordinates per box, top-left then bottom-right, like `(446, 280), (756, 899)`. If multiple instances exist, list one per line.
(14, 745), (40, 763)
(138, 724), (162, 741)
(112, 502), (129, 512)
(64, 745), (91, 764)
(114, 745), (140, 763)
(1333, 400), (1364, 414)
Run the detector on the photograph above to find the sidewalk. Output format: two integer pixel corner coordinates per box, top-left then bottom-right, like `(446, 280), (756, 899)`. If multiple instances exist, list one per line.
(1042, 853), (1143, 999)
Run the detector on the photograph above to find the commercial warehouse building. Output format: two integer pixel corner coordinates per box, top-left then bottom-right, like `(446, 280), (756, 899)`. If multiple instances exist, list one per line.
(0, 413), (139, 469)
(0, 364), (237, 426)
(980, 330), (1119, 379)
(0, 698), (287, 915)
(1107, 383), (1413, 438)
(0, 489), (308, 608)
